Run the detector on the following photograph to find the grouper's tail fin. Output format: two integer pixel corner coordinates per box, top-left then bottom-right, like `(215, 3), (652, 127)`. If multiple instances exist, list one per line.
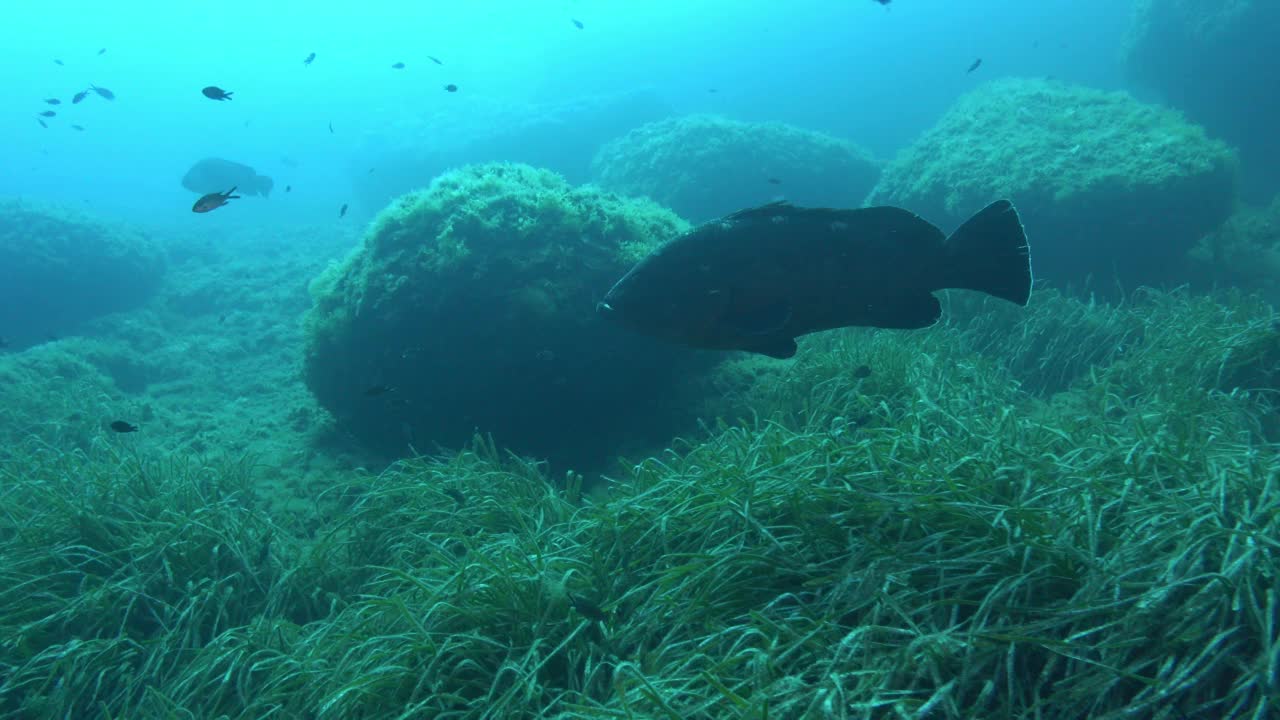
(944, 199), (1032, 305)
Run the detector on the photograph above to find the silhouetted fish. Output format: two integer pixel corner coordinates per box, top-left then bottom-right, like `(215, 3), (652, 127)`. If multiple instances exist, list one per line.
(110, 420), (138, 433)
(967, 58), (983, 73)
(36, 118), (48, 128)
(54, 59), (65, 66)
(363, 384), (394, 396)
(391, 62), (405, 69)
(38, 110), (55, 117)
(89, 84), (115, 100)
(571, 18), (584, 29)
(72, 90), (89, 104)
(44, 98), (61, 105)
(202, 85), (233, 100)
(71, 124), (84, 131)
(444, 84), (457, 92)
(598, 200), (1032, 359)
(303, 51), (316, 65)
(182, 158), (273, 197)
(97, 47), (106, 55)
(192, 187), (240, 213)
(428, 55), (443, 65)
(339, 203), (348, 218)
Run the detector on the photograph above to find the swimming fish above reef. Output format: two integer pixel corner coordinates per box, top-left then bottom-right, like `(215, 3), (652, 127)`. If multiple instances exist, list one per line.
(182, 157), (273, 197)
(598, 200), (1032, 359)
(192, 187), (240, 213)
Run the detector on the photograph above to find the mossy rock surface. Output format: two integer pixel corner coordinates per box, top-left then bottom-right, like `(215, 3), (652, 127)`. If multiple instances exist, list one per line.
(0, 199), (165, 346)
(866, 78), (1236, 293)
(304, 163), (715, 469)
(1123, 0), (1280, 199)
(592, 114), (880, 222)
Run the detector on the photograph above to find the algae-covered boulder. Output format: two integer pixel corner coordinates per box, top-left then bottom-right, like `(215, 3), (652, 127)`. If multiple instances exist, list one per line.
(866, 78), (1236, 293)
(592, 114), (880, 223)
(304, 163), (715, 468)
(350, 90), (670, 212)
(1123, 0), (1280, 199)
(0, 200), (164, 347)
(1191, 193), (1280, 302)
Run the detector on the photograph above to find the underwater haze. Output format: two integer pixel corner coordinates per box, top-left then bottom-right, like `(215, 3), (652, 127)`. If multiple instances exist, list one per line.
(3, 0), (1280, 718)
(2, 0), (1129, 220)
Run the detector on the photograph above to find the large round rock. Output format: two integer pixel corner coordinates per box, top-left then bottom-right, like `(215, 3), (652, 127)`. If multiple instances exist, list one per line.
(304, 163), (713, 468)
(0, 199), (164, 347)
(592, 114), (880, 223)
(1123, 0), (1280, 200)
(866, 78), (1236, 294)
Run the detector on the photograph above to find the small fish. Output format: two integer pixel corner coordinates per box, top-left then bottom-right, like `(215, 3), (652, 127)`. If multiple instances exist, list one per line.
(363, 384), (394, 396)
(967, 58), (983, 73)
(72, 90), (89, 104)
(328, 121), (334, 133)
(598, 200), (1032, 359)
(192, 186), (240, 213)
(44, 98), (61, 105)
(428, 55), (443, 65)
(97, 48), (107, 55)
(53, 59), (64, 66)
(70, 124), (85, 131)
(569, 594), (608, 623)
(202, 85), (233, 100)
(110, 420), (138, 433)
(367, 167), (375, 174)
(285, 185), (292, 192)
(852, 365), (872, 379)
(38, 110), (56, 117)
(444, 488), (466, 506)
(391, 62), (405, 69)
(36, 118), (48, 128)
(444, 83), (458, 92)
(766, 178), (781, 185)
(707, 88), (719, 93)
(89, 84), (115, 100)
(571, 18), (584, 29)
(339, 203), (349, 218)
(303, 51), (316, 65)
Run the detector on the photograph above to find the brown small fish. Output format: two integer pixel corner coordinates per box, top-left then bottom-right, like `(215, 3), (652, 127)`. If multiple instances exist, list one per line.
(110, 420), (138, 433)
(202, 85), (233, 100)
(569, 594), (608, 622)
(89, 84), (115, 100)
(192, 186), (240, 213)
(39, 110), (56, 117)
(339, 203), (348, 218)
(72, 90), (89, 104)
(967, 58), (982, 73)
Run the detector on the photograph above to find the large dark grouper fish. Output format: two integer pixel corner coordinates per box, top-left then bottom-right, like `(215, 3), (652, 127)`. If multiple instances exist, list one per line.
(181, 157), (274, 197)
(598, 200), (1032, 359)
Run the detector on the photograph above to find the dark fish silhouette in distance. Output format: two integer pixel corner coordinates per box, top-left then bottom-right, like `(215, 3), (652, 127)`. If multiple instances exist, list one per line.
(572, 18), (584, 29)
(39, 111), (55, 117)
(182, 157), (273, 197)
(598, 200), (1032, 359)
(339, 203), (348, 218)
(968, 58), (983, 73)
(89, 84), (115, 100)
(391, 62), (405, 69)
(428, 55), (443, 65)
(72, 90), (89, 104)
(110, 420), (138, 433)
(202, 85), (233, 100)
(192, 187), (240, 213)
(44, 98), (61, 105)
(303, 52), (316, 65)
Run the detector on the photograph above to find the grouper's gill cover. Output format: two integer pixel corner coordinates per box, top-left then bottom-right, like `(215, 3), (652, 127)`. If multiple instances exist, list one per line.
(598, 199), (1030, 359)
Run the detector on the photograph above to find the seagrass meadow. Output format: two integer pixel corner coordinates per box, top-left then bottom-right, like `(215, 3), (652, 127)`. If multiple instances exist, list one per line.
(1, 287), (1276, 719)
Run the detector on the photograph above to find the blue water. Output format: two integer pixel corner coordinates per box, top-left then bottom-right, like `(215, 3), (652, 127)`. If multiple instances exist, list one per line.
(0, 0), (1131, 223)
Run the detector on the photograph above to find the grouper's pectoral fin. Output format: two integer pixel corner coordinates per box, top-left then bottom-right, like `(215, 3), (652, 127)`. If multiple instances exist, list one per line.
(747, 337), (798, 359)
(725, 298), (793, 336)
(858, 293), (942, 329)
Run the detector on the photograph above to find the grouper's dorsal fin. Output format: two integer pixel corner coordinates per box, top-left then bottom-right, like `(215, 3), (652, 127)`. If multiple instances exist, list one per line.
(720, 201), (800, 224)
